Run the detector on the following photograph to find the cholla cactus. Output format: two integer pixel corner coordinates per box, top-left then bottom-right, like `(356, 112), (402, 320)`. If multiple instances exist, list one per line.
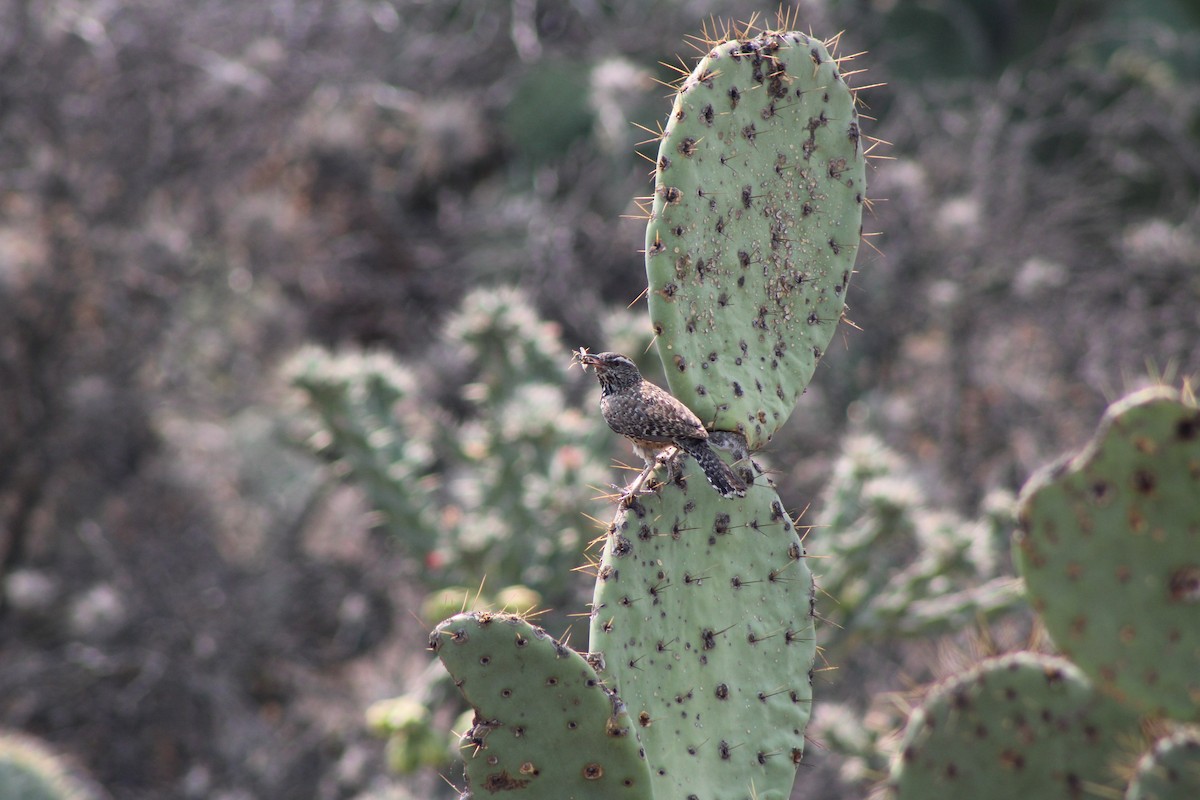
(286, 287), (613, 606)
(808, 432), (1023, 652)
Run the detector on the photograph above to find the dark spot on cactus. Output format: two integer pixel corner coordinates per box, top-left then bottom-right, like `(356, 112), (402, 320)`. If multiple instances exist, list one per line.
(566, 720), (577, 729)
(734, 355), (743, 364)
(660, 282), (677, 299)
(1000, 749), (1025, 770)
(675, 107), (685, 121)
(757, 751), (768, 765)
(648, 237), (665, 256)
(701, 103), (714, 125)
(483, 771), (530, 790)
(741, 186), (753, 208)
(515, 634), (528, 647)
(658, 155), (670, 172)
(801, 201), (814, 217)
(776, 385), (785, 400)
(450, 627), (469, 644)
(598, 565), (613, 581)
(652, 323), (663, 336)
(718, 740), (731, 759)
(769, 71), (787, 98)
(602, 618), (614, 633)
(613, 535), (632, 557)
(1177, 414), (1200, 440)
(672, 224), (684, 237)
(715, 683), (729, 699)
(848, 120), (860, 146)
(661, 185), (682, 204)
(695, 384), (707, 396)
(1169, 566), (1200, 602)
(807, 312), (819, 325)
(828, 157), (847, 179)
(698, 68), (715, 87)
(674, 355), (686, 372)
(684, 500), (695, 513)
(582, 763), (603, 780)
(731, 576), (742, 589)
(788, 542), (802, 560)
(1133, 469), (1156, 494)
(762, 102), (777, 120)
(678, 136), (698, 157)
(701, 629), (716, 650)
(638, 524), (651, 541)
(855, 192), (863, 204)
(500, 687), (512, 697)
(742, 124), (757, 143)
(728, 85), (741, 109)
(828, 239), (841, 255)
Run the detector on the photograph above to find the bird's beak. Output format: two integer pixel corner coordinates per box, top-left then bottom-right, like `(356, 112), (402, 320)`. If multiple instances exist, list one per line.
(573, 348), (600, 371)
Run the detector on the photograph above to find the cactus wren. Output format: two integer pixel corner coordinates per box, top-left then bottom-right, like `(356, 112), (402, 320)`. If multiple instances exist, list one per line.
(576, 350), (747, 498)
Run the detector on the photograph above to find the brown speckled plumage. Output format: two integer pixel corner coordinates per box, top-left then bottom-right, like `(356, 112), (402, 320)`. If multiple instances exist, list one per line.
(578, 351), (746, 498)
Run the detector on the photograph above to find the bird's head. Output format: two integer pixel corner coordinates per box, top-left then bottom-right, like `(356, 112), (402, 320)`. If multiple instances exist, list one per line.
(574, 350), (642, 391)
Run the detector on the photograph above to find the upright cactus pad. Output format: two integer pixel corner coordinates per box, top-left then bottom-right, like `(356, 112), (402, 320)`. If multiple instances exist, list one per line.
(646, 30), (866, 450)
(588, 459), (816, 800)
(889, 652), (1144, 799)
(1014, 387), (1200, 720)
(430, 612), (652, 799)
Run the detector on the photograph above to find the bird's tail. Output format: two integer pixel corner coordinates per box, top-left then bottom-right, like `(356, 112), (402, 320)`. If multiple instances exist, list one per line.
(675, 437), (748, 498)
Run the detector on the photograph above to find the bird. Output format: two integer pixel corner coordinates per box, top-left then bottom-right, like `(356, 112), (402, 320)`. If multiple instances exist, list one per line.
(575, 350), (747, 498)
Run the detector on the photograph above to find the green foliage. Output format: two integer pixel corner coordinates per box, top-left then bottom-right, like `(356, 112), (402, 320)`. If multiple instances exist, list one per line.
(431, 612), (652, 798)
(1015, 386), (1200, 721)
(888, 653), (1144, 799)
(645, 30), (865, 450)
(809, 433), (1023, 653)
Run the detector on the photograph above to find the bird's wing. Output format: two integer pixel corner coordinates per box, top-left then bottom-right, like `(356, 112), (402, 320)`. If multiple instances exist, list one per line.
(638, 382), (707, 439)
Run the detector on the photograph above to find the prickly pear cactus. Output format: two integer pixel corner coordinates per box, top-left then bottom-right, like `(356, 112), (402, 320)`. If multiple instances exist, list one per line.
(432, 21), (866, 800)
(430, 612), (652, 798)
(646, 29), (866, 450)
(1014, 386), (1200, 721)
(0, 732), (94, 800)
(1126, 729), (1200, 800)
(588, 460), (814, 800)
(889, 652), (1144, 799)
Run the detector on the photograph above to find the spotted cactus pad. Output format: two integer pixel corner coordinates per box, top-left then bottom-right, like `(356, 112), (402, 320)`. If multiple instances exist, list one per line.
(1015, 387), (1200, 721)
(646, 30), (866, 450)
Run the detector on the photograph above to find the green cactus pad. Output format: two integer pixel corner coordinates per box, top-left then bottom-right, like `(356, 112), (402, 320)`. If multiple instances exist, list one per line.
(1127, 729), (1200, 800)
(0, 732), (93, 800)
(1014, 387), (1200, 720)
(430, 612), (652, 799)
(890, 652), (1144, 799)
(588, 459), (816, 800)
(646, 30), (866, 450)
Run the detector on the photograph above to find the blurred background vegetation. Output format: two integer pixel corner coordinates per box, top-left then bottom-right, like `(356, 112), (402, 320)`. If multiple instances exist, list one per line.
(0, 0), (1197, 798)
